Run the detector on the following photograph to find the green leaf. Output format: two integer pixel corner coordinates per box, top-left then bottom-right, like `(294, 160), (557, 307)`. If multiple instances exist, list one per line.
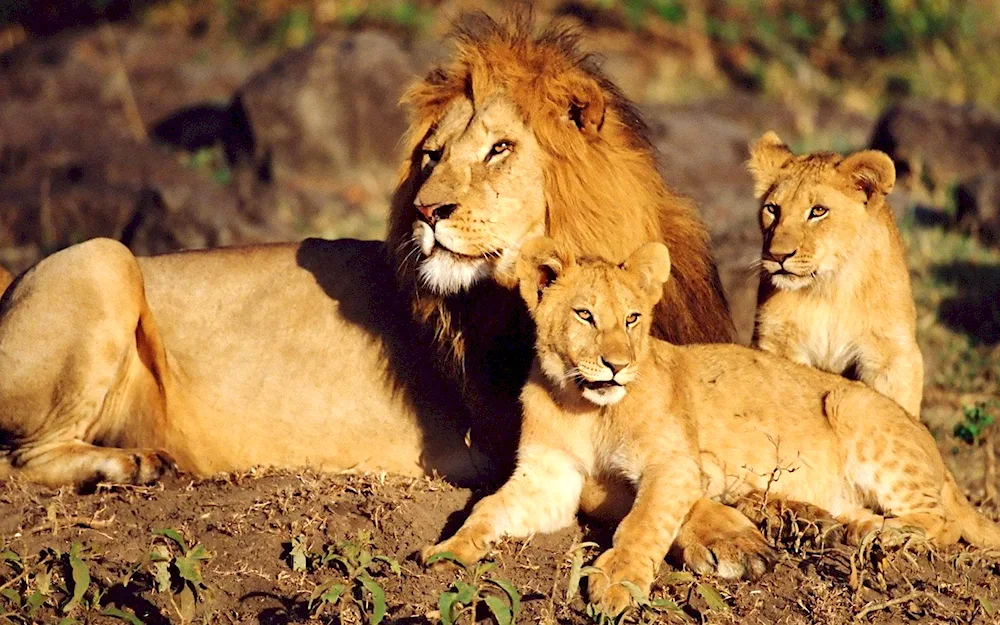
(488, 578), (520, 617)
(980, 595), (997, 615)
(152, 528), (188, 553)
(650, 597), (683, 611)
(475, 561), (496, 577)
(0, 587), (21, 607)
(187, 545), (212, 561)
(618, 580), (649, 607)
(320, 582), (346, 604)
(424, 551), (466, 568)
(0, 549), (22, 570)
(696, 582), (728, 612)
(453, 580), (477, 604)
(64, 542), (90, 614)
(289, 536), (308, 572)
(103, 606), (146, 625)
(438, 591), (460, 625)
(175, 555), (203, 585)
(484, 595), (512, 625)
(153, 560), (172, 593)
(358, 574), (387, 624)
(26, 589), (47, 615)
(373, 555), (402, 575)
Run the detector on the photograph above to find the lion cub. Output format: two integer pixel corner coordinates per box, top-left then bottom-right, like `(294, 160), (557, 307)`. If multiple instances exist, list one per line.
(747, 133), (924, 416)
(422, 237), (1000, 616)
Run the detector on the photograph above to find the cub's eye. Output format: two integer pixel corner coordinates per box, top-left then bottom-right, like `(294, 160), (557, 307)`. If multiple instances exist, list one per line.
(574, 309), (594, 324)
(625, 312), (641, 327)
(809, 205), (829, 219)
(762, 204), (779, 218)
(486, 140), (513, 162)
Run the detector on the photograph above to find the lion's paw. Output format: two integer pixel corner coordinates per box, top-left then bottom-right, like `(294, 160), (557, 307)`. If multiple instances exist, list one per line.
(682, 526), (774, 579)
(420, 534), (488, 570)
(586, 548), (652, 617)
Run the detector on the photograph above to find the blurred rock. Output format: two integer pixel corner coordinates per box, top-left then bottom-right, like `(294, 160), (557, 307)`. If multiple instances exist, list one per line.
(870, 100), (1000, 192)
(238, 31), (424, 186)
(956, 174), (1000, 247)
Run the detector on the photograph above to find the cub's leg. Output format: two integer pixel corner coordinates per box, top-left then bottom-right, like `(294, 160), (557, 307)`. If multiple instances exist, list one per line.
(670, 498), (774, 579)
(855, 339), (924, 418)
(0, 239), (173, 487)
(421, 444), (585, 567)
(824, 386), (950, 544)
(588, 458), (702, 616)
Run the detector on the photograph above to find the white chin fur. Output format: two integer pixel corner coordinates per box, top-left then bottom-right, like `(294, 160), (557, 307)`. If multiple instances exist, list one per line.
(418, 251), (492, 295)
(768, 273), (812, 291)
(582, 386), (627, 406)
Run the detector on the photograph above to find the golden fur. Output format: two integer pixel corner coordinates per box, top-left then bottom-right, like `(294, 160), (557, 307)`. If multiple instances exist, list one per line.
(0, 266), (12, 296)
(0, 8), (733, 546)
(748, 132), (923, 416)
(423, 237), (1000, 616)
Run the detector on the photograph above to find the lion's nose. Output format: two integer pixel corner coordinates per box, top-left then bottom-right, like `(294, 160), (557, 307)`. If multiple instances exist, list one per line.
(764, 249), (797, 265)
(416, 203), (458, 226)
(601, 357), (628, 376)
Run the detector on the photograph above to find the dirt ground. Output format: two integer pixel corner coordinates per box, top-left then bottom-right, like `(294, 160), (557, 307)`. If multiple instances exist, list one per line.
(2, 5), (1000, 625)
(0, 461), (997, 624)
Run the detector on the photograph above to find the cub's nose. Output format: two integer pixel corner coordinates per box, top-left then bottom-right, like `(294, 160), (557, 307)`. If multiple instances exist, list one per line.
(416, 202), (458, 226)
(764, 249), (797, 265)
(601, 357), (628, 376)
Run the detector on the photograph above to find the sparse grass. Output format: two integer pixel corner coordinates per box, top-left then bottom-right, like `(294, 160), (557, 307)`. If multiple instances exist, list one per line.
(424, 553), (521, 625)
(903, 222), (1000, 396)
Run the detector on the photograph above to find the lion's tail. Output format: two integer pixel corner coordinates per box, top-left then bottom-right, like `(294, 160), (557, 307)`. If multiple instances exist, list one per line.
(943, 471), (1000, 549)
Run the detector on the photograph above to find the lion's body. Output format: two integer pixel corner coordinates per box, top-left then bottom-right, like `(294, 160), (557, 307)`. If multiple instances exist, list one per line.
(0, 13), (733, 490)
(748, 134), (923, 416)
(426, 238), (1000, 615)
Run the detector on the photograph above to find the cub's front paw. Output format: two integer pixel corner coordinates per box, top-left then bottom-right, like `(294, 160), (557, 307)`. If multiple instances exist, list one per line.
(681, 526), (774, 580)
(586, 548), (653, 617)
(420, 534), (489, 570)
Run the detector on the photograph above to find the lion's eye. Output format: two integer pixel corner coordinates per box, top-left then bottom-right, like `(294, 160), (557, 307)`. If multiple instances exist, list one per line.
(574, 309), (594, 325)
(486, 140), (513, 162)
(762, 204), (779, 218)
(625, 313), (640, 327)
(809, 205), (829, 219)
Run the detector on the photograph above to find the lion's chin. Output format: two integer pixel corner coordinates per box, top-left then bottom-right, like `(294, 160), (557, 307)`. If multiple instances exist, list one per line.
(582, 385), (627, 407)
(767, 272), (814, 291)
(417, 250), (493, 295)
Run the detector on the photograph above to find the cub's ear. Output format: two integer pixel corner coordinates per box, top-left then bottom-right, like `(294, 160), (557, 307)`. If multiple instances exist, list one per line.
(838, 150), (896, 199)
(747, 131), (793, 199)
(623, 242), (671, 302)
(566, 74), (606, 135)
(516, 237), (573, 311)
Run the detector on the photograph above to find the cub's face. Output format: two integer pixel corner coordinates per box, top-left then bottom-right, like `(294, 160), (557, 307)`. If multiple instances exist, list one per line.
(758, 175), (869, 291)
(516, 239), (671, 407)
(409, 95), (547, 295)
(747, 132), (897, 291)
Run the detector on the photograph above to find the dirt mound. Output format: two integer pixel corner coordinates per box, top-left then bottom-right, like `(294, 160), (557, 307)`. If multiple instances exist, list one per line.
(0, 469), (996, 624)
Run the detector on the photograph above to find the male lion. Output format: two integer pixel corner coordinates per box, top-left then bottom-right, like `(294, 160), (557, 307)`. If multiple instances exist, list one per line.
(748, 132), (924, 416)
(423, 237), (1000, 616)
(0, 12), (732, 491)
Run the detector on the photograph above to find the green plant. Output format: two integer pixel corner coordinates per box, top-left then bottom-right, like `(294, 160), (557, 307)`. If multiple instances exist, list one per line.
(289, 530), (400, 624)
(954, 401), (997, 445)
(425, 553), (520, 625)
(584, 571), (727, 624)
(150, 528), (214, 622)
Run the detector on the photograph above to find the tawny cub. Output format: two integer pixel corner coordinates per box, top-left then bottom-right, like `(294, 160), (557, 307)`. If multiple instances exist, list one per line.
(748, 132), (924, 417)
(422, 237), (1000, 616)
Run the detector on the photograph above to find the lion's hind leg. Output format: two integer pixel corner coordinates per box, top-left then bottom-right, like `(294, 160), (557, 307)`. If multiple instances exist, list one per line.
(670, 497), (774, 579)
(0, 238), (173, 488)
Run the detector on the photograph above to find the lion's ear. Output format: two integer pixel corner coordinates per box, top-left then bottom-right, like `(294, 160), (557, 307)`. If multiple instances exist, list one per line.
(567, 75), (606, 135)
(623, 242), (671, 302)
(837, 150), (896, 200)
(516, 237), (572, 311)
(748, 131), (793, 198)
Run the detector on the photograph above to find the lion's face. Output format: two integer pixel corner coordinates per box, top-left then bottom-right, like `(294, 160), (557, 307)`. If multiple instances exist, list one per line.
(516, 238), (671, 407)
(748, 132), (897, 291)
(409, 95), (547, 295)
